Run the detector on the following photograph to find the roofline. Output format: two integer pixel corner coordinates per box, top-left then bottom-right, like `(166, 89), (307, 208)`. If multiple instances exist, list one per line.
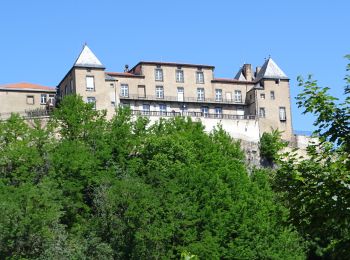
(73, 64), (105, 69)
(106, 72), (145, 79)
(212, 77), (289, 84)
(130, 61), (215, 72)
(57, 67), (74, 89)
(260, 76), (289, 80)
(0, 87), (56, 93)
(212, 79), (255, 84)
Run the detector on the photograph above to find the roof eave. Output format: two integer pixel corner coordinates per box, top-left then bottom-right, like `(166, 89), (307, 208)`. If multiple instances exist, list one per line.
(74, 64), (106, 69)
(260, 76), (289, 80)
(0, 88), (56, 93)
(211, 79), (255, 84)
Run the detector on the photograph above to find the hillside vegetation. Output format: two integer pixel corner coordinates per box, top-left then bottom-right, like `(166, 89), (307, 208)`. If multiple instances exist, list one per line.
(0, 95), (305, 259)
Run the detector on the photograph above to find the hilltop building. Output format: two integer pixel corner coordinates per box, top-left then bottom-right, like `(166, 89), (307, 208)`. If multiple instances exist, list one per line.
(57, 45), (293, 142)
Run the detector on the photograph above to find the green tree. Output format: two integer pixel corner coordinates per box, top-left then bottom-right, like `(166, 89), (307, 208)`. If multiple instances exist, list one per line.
(0, 96), (306, 259)
(259, 129), (288, 167)
(91, 117), (305, 259)
(273, 56), (350, 258)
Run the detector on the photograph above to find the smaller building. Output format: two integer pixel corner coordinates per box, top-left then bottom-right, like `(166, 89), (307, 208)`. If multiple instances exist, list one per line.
(0, 82), (56, 119)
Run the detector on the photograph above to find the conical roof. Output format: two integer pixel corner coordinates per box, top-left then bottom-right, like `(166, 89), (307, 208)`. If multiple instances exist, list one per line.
(74, 44), (105, 69)
(256, 58), (288, 80)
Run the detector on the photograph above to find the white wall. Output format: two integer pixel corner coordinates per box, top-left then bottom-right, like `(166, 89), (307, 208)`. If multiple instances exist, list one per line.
(145, 115), (260, 142)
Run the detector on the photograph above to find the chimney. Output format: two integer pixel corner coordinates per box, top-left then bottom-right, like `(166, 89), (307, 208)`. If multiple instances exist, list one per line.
(124, 64), (129, 72)
(242, 64), (252, 81)
(255, 66), (261, 77)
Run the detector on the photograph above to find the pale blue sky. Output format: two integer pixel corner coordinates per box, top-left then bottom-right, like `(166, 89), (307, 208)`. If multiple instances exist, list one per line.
(0, 0), (349, 131)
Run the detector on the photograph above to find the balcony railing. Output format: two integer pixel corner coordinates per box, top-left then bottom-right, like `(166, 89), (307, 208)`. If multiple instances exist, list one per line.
(120, 94), (244, 104)
(130, 110), (256, 120)
(0, 108), (52, 120)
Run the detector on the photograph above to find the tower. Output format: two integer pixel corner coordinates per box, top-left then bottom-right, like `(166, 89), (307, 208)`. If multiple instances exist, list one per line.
(253, 58), (293, 140)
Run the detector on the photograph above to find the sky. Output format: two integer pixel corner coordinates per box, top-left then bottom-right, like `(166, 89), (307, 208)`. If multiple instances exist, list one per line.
(0, 0), (349, 132)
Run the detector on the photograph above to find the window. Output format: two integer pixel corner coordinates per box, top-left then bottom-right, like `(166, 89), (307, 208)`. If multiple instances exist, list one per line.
(142, 104), (150, 115)
(180, 104), (188, 113)
(279, 107), (286, 121)
(138, 85), (146, 98)
(159, 104), (167, 115)
(197, 88), (205, 101)
(156, 86), (164, 99)
(41, 94), (47, 104)
(196, 71), (204, 83)
(177, 87), (184, 101)
(26, 95), (34, 105)
(176, 70), (184, 83)
(87, 97), (96, 109)
(110, 92), (116, 106)
(121, 103), (130, 108)
(155, 68), (163, 81)
(234, 90), (242, 102)
(215, 107), (223, 118)
(259, 107), (265, 118)
(260, 93), (265, 99)
(120, 84), (129, 97)
(70, 79), (74, 93)
(270, 91), (275, 100)
(86, 76), (95, 91)
(201, 106), (209, 117)
(237, 106), (244, 116)
(48, 94), (55, 105)
(215, 89), (223, 101)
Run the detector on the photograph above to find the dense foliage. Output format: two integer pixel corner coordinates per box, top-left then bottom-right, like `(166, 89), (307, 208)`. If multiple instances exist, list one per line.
(0, 95), (305, 259)
(272, 57), (350, 259)
(259, 129), (287, 166)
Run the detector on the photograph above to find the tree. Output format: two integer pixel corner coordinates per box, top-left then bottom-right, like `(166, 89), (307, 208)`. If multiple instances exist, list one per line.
(296, 56), (350, 159)
(90, 117), (305, 259)
(273, 56), (350, 258)
(259, 129), (288, 167)
(0, 96), (306, 259)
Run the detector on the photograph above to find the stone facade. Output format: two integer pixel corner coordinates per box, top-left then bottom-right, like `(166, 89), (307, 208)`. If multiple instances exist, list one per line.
(0, 82), (56, 119)
(57, 45), (294, 142)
